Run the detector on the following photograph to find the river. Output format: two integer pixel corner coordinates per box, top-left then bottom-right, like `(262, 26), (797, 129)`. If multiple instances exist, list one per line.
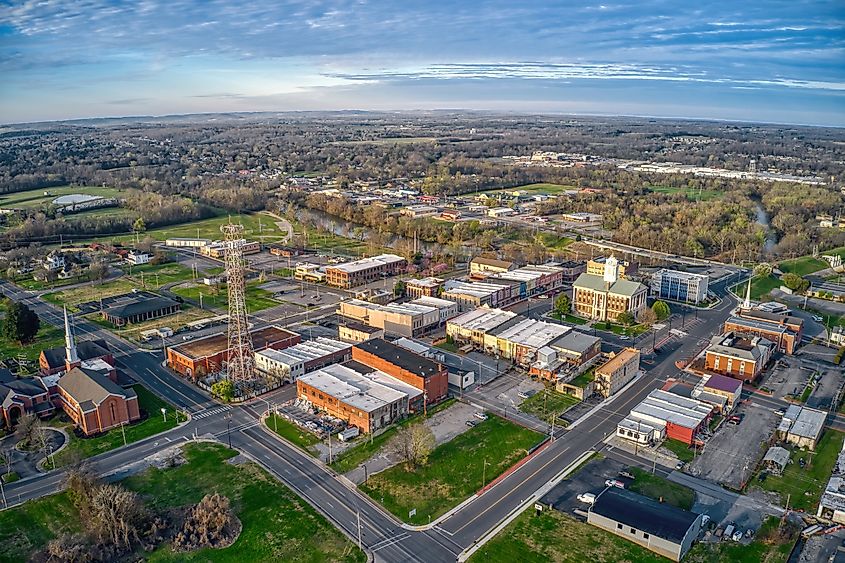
(752, 199), (778, 254)
(294, 207), (478, 260)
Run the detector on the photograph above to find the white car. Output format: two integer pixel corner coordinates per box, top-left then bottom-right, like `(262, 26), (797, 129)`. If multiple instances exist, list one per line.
(474, 412), (489, 421)
(619, 335), (631, 341)
(604, 479), (625, 489)
(537, 294), (549, 300)
(731, 530), (744, 542)
(577, 492), (597, 505)
(812, 315), (824, 322)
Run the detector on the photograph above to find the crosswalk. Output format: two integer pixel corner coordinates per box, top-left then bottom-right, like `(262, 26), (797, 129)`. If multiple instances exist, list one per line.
(192, 405), (231, 420)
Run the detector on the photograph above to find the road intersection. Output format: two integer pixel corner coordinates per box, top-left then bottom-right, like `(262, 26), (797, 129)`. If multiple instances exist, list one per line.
(1, 271), (835, 561)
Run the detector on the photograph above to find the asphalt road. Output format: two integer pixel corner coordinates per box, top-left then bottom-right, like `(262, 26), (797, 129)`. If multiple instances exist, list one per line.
(1, 269), (790, 563)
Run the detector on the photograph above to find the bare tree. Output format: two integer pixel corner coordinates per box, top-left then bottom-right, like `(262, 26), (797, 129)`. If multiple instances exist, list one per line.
(174, 493), (234, 550)
(0, 447), (12, 478)
(390, 424), (435, 471)
(14, 412), (40, 449)
(637, 307), (658, 326)
(46, 534), (91, 563)
(88, 483), (147, 550)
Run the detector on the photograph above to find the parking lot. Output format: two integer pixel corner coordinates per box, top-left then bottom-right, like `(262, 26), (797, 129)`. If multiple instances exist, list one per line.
(760, 357), (811, 400)
(257, 280), (343, 309)
(463, 371), (546, 429)
(541, 455), (631, 515)
(689, 403), (780, 490)
(806, 365), (843, 411)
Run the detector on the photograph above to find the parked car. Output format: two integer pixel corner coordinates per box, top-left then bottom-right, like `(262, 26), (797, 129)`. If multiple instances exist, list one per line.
(474, 412), (489, 421)
(813, 315), (824, 322)
(723, 524), (735, 541)
(675, 461), (686, 470)
(465, 420), (478, 428)
(619, 335), (631, 340)
(701, 514), (711, 528)
(605, 479), (625, 489)
(732, 530), (744, 542)
(518, 390), (536, 399)
(619, 470), (635, 480)
(576, 492), (597, 505)
(537, 294), (549, 300)
(745, 529), (754, 539)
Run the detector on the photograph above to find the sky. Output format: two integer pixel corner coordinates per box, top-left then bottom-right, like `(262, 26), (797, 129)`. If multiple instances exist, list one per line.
(0, 0), (843, 125)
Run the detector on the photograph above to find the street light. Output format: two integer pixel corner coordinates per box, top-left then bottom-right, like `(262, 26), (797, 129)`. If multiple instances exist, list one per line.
(160, 407), (167, 422)
(226, 414), (232, 449)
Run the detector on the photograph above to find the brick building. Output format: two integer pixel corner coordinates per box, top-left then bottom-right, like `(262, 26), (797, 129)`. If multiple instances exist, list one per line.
(325, 254), (406, 288)
(351, 338), (448, 405)
(167, 326), (300, 378)
(705, 332), (774, 382)
(723, 309), (804, 355)
(572, 270), (648, 322)
(594, 347), (641, 398)
(57, 367), (141, 436)
(404, 277), (445, 298)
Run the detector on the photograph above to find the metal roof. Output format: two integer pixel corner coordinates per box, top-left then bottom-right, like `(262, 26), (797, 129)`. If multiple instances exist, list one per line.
(573, 273), (646, 297)
(624, 389), (712, 430)
(493, 318), (570, 349)
(299, 364), (408, 413)
(256, 337), (350, 366)
(590, 488), (700, 544)
(329, 254), (405, 274)
(447, 307), (516, 332)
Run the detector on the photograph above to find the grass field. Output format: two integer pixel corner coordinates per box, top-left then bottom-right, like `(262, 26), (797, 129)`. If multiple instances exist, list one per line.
(483, 183), (575, 195)
(43, 279), (140, 309)
(0, 185), (125, 210)
(519, 389), (581, 423)
(778, 255), (829, 276)
(0, 323), (65, 364)
(752, 430), (845, 512)
(121, 262), (196, 286)
(52, 385), (182, 467)
(84, 212), (285, 247)
(0, 443), (365, 563)
(648, 185), (723, 201)
(287, 217), (369, 255)
(627, 467), (695, 510)
(662, 438), (697, 463)
(360, 415), (542, 525)
(264, 414), (322, 455)
(550, 311), (588, 325)
(468, 508), (666, 563)
(171, 281), (281, 313)
(534, 232), (575, 251)
(732, 274), (782, 301)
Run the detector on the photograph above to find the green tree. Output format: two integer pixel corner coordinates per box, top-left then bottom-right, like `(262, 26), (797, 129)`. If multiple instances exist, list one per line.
(211, 380), (235, 403)
(781, 273), (809, 292)
(393, 280), (406, 297)
(554, 293), (571, 316)
(615, 311), (636, 326)
(652, 300), (671, 321)
(132, 217), (146, 234)
(2, 301), (40, 344)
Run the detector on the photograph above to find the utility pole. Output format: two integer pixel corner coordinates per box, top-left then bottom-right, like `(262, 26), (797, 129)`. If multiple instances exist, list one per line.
(121, 421), (127, 446)
(357, 511), (362, 550)
(328, 433), (333, 464)
(482, 457), (489, 488)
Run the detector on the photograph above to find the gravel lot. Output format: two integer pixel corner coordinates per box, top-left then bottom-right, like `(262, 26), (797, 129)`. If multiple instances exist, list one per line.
(689, 403), (780, 490)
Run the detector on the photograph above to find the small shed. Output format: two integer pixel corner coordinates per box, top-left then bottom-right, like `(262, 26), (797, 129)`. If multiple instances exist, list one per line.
(763, 446), (790, 475)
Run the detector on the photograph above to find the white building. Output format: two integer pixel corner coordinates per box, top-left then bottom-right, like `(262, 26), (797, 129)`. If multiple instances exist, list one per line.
(409, 296), (458, 324)
(487, 207), (515, 218)
(127, 251), (151, 265)
(254, 337), (351, 382)
(165, 237), (211, 248)
(650, 269), (709, 304)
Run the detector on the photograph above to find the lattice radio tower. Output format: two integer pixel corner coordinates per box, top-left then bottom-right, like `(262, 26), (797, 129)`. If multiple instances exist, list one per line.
(222, 222), (255, 386)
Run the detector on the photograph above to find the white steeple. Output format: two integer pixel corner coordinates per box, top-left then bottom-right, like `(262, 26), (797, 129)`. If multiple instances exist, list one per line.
(64, 306), (79, 366)
(743, 277), (752, 309)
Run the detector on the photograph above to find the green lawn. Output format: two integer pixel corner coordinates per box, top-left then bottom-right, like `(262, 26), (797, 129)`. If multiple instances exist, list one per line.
(0, 185), (125, 210)
(360, 415), (542, 525)
(568, 368), (595, 389)
(752, 430), (845, 511)
(468, 508), (666, 563)
(806, 308), (845, 329)
(121, 262), (196, 286)
(0, 323), (64, 364)
(14, 274), (90, 291)
(434, 340), (460, 353)
(52, 385), (182, 467)
(287, 217), (369, 255)
(550, 311), (588, 325)
(732, 274), (782, 301)
(483, 183), (575, 195)
(0, 443), (365, 563)
(172, 281), (281, 313)
(648, 185), (723, 201)
(43, 279), (140, 309)
(519, 389), (581, 423)
(534, 232), (575, 251)
(779, 255), (829, 276)
(662, 438), (697, 463)
(627, 467), (695, 510)
(686, 516), (795, 563)
(264, 414), (321, 455)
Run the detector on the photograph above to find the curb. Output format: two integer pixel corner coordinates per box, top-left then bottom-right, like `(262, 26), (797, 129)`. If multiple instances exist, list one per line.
(457, 449), (596, 562)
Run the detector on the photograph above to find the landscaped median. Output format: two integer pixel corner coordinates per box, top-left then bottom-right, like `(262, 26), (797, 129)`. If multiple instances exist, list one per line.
(359, 414), (543, 525)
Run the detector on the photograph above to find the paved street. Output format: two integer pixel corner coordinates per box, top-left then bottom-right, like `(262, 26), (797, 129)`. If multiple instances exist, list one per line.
(2, 266), (815, 563)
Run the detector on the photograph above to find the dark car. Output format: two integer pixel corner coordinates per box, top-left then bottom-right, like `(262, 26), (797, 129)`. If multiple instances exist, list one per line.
(619, 470), (635, 480)
(758, 471), (768, 482)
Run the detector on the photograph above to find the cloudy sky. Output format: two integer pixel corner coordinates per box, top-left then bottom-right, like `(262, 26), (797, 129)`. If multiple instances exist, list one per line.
(1, 1), (843, 125)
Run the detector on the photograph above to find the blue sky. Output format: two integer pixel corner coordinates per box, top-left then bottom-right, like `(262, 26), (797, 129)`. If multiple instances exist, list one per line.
(1, 1), (843, 125)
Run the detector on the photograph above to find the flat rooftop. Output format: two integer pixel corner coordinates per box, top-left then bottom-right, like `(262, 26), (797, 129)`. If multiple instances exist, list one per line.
(353, 338), (443, 379)
(626, 389), (712, 430)
(299, 364), (408, 414)
(590, 488), (700, 544)
(328, 253), (405, 274)
(171, 326), (297, 359)
(493, 318), (569, 349)
(653, 268), (709, 281)
(340, 321), (383, 334)
(409, 296), (456, 310)
(256, 337), (350, 365)
(447, 307), (517, 332)
(596, 347), (639, 375)
(442, 280), (506, 298)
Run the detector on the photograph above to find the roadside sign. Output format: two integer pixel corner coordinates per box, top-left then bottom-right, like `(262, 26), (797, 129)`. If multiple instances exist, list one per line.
(409, 508), (417, 518)
(534, 503), (543, 512)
